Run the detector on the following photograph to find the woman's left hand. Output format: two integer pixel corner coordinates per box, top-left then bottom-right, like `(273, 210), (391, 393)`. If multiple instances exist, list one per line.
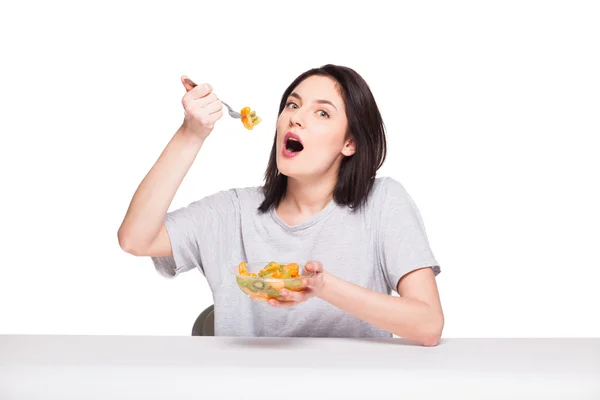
(268, 261), (327, 308)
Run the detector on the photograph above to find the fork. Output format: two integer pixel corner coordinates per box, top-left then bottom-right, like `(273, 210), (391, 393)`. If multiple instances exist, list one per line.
(220, 101), (242, 119)
(183, 77), (242, 119)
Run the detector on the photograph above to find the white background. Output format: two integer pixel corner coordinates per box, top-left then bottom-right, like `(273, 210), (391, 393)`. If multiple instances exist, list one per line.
(0, 0), (598, 338)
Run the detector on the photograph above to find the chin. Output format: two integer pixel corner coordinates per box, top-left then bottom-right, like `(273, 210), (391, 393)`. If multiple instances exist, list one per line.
(276, 162), (296, 178)
(276, 159), (306, 179)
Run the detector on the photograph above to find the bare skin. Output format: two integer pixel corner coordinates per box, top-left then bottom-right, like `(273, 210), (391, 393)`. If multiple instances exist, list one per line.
(117, 77), (222, 256)
(118, 75), (443, 346)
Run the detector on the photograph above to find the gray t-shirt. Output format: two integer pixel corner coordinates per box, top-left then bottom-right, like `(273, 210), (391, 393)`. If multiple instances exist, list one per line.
(152, 176), (441, 337)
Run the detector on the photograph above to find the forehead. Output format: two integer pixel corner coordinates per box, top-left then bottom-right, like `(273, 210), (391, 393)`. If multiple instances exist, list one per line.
(291, 75), (343, 105)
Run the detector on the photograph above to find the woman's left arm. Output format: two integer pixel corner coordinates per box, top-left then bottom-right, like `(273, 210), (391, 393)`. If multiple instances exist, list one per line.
(270, 261), (444, 346)
(270, 179), (444, 345)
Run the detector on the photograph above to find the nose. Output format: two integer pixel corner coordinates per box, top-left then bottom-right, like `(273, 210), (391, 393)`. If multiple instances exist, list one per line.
(288, 107), (304, 128)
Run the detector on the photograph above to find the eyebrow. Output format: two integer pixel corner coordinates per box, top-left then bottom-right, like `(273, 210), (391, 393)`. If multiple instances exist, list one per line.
(289, 92), (338, 111)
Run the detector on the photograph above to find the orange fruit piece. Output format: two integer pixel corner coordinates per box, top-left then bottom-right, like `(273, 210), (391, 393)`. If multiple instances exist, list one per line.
(241, 116), (253, 130)
(238, 261), (248, 275)
(283, 263), (299, 276)
(240, 107), (251, 116)
(269, 280), (285, 290)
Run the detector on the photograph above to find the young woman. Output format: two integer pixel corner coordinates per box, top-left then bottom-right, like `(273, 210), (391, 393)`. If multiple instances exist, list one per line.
(118, 64), (444, 346)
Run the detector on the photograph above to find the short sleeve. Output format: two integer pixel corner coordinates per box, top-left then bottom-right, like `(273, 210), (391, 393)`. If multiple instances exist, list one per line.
(376, 178), (441, 293)
(151, 189), (239, 285)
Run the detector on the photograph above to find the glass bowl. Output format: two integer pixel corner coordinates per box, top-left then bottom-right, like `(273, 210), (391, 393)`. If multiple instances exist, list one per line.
(233, 261), (312, 302)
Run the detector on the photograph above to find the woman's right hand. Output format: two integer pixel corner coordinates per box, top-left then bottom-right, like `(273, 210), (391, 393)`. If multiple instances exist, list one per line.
(180, 76), (223, 141)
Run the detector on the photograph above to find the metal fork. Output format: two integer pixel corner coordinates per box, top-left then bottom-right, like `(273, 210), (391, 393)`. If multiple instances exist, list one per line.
(183, 77), (242, 119)
(220, 101), (242, 119)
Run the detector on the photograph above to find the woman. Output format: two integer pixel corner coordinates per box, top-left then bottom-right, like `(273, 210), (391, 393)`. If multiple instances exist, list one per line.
(118, 64), (444, 346)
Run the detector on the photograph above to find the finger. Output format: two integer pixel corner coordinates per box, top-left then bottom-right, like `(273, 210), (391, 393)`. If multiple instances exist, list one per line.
(268, 299), (297, 308)
(202, 109), (223, 125)
(185, 92), (218, 109)
(279, 289), (305, 303)
(185, 82), (213, 100)
(182, 92), (218, 112)
(305, 277), (323, 289)
(305, 261), (323, 273)
(206, 108), (223, 122)
(203, 99), (223, 115)
(181, 75), (196, 92)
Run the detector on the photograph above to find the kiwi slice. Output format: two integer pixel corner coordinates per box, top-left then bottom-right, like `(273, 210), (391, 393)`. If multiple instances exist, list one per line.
(237, 277), (257, 292)
(285, 279), (304, 290)
(260, 269), (279, 278)
(236, 277), (249, 287)
(252, 281), (265, 291)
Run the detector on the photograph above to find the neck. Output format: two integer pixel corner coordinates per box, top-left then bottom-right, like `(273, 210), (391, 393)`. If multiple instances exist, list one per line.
(281, 173), (336, 216)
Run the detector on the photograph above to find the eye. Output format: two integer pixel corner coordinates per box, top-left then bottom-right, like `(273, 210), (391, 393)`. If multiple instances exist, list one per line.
(285, 101), (298, 109)
(317, 110), (330, 118)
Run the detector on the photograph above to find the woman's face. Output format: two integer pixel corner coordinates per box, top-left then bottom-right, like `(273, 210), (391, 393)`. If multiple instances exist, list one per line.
(275, 75), (355, 181)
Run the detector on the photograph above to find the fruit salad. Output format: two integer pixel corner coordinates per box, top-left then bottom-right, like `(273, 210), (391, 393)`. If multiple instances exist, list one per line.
(236, 261), (307, 302)
(240, 106), (262, 130)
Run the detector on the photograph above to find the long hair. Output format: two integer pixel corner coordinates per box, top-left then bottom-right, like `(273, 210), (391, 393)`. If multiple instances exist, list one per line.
(258, 64), (387, 213)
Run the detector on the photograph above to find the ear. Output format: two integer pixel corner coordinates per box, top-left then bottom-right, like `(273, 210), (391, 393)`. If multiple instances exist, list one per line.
(341, 137), (356, 157)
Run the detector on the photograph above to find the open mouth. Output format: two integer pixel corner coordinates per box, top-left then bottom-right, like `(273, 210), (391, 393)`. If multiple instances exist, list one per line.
(284, 132), (304, 154)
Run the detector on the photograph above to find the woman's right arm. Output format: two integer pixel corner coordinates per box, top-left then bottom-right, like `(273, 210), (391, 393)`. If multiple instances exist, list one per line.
(117, 77), (223, 257)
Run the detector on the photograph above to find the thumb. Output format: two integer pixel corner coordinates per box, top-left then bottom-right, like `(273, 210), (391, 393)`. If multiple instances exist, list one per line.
(181, 75), (196, 92)
(305, 261), (322, 273)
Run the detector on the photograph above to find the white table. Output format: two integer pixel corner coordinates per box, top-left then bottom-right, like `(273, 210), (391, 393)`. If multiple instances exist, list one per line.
(1, 335), (599, 399)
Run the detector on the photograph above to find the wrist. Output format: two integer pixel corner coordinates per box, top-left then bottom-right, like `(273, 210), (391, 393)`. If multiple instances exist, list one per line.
(176, 124), (207, 146)
(315, 270), (335, 298)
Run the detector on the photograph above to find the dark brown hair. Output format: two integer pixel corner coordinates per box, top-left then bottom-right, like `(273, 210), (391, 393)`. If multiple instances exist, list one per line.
(258, 64), (387, 213)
